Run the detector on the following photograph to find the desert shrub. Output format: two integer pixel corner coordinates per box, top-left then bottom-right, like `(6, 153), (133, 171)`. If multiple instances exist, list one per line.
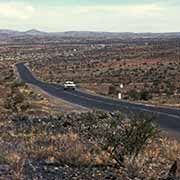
(3, 88), (25, 113)
(128, 90), (152, 101)
(103, 112), (156, 164)
(121, 113), (156, 158)
(72, 111), (157, 165)
(12, 90), (25, 105)
(108, 85), (117, 95)
(140, 90), (152, 101)
(9, 80), (25, 89)
(0, 150), (8, 164)
(19, 102), (30, 112)
(128, 90), (140, 100)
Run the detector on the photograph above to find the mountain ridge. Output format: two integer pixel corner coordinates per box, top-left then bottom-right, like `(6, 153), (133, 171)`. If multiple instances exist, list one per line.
(0, 29), (180, 36)
(0, 29), (180, 44)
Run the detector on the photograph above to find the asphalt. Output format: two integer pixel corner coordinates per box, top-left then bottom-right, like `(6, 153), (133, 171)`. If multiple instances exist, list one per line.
(16, 62), (180, 134)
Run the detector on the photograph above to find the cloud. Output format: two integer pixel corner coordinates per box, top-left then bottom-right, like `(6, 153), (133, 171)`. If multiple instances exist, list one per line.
(32, 4), (165, 32)
(77, 4), (162, 14)
(0, 2), (35, 20)
(0, 1), (179, 32)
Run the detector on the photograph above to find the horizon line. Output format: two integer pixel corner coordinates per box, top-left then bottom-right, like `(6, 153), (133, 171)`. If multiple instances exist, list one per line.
(1, 28), (180, 34)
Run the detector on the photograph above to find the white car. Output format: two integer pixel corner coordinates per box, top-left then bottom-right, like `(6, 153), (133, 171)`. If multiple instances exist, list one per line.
(63, 81), (76, 90)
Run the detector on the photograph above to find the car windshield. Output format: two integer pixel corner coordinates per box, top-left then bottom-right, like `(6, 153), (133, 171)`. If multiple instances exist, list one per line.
(65, 81), (74, 84)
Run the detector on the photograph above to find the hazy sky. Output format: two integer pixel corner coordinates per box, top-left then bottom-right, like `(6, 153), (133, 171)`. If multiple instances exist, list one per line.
(0, 0), (180, 32)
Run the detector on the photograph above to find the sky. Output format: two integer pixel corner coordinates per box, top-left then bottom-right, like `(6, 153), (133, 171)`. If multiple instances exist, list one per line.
(0, 0), (180, 32)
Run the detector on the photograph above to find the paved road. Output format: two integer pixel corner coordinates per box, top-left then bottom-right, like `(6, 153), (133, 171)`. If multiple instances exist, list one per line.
(16, 62), (180, 133)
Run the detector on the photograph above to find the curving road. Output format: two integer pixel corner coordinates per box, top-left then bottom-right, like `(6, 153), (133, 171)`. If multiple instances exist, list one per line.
(16, 62), (180, 134)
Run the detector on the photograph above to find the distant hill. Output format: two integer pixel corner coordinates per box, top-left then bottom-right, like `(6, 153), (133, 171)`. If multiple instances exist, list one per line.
(0, 29), (21, 37)
(24, 29), (49, 36)
(0, 29), (180, 44)
(0, 29), (180, 38)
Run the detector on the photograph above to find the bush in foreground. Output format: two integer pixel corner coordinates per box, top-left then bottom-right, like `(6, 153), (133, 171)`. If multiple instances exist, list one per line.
(67, 111), (157, 166)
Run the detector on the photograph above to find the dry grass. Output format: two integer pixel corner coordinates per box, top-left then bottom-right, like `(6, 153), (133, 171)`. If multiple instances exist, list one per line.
(124, 135), (180, 179)
(0, 111), (180, 179)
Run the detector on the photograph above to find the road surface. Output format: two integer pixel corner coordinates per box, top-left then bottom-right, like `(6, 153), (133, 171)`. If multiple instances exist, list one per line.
(16, 62), (180, 134)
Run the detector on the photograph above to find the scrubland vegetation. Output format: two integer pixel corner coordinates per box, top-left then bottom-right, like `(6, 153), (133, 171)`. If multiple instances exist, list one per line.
(0, 36), (180, 179)
(0, 61), (179, 179)
(22, 38), (180, 107)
